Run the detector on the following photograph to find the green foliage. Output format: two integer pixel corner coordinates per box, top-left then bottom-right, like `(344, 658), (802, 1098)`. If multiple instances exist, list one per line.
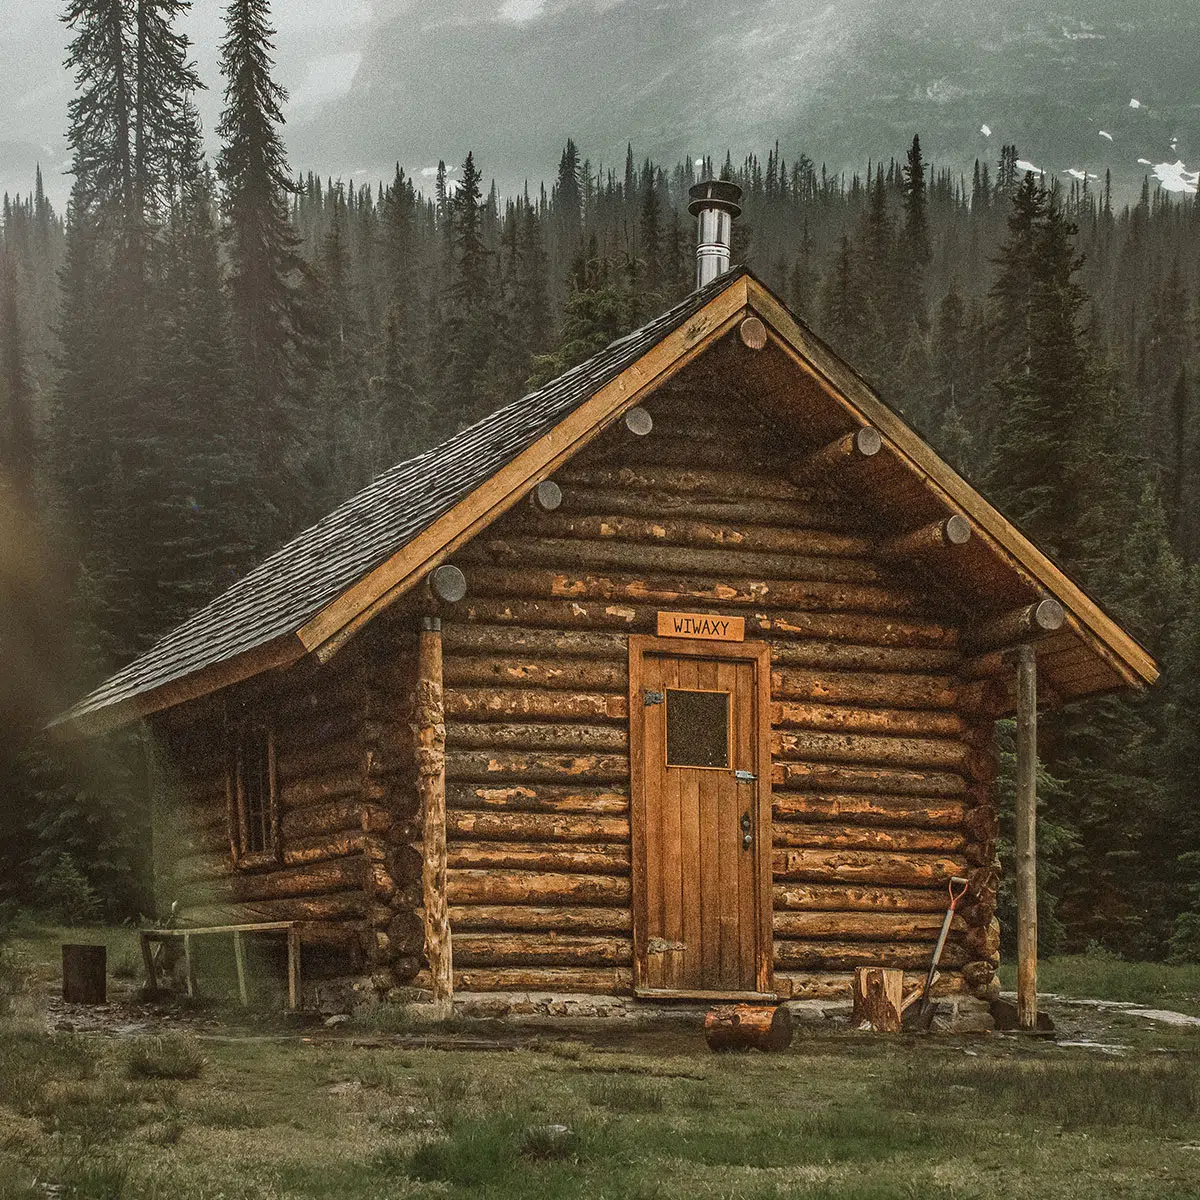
(32, 854), (100, 926)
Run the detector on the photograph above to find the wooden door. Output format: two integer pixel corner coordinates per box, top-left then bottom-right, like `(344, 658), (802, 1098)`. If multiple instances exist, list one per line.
(630, 637), (773, 997)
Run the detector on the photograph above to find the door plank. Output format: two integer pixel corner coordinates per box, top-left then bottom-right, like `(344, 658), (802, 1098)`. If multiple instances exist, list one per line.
(642, 654), (665, 989)
(736, 660), (759, 989)
(715, 658), (741, 988)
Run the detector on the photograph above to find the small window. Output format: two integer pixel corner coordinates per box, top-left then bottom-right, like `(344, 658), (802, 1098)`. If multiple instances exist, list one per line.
(230, 722), (278, 866)
(665, 688), (730, 769)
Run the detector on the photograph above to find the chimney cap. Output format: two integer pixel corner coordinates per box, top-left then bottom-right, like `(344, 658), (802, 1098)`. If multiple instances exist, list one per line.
(687, 178), (743, 218)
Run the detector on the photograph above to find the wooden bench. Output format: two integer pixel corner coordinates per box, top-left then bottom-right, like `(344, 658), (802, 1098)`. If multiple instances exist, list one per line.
(140, 922), (302, 1010)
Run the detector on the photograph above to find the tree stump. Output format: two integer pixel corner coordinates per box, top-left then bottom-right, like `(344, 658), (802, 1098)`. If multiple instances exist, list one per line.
(62, 944), (106, 1005)
(704, 1004), (793, 1052)
(851, 967), (911, 1032)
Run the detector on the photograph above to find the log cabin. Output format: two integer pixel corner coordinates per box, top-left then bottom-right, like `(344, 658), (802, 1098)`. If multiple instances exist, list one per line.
(56, 181), (1157, 1026)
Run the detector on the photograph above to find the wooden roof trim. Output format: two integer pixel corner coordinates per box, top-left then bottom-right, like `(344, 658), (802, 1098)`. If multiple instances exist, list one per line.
(746, 280), (1158, 689)
(55, 632), (305, 738)
(295, 278), (752, 658)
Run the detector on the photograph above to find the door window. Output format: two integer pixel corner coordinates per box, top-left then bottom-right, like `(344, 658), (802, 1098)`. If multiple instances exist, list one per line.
(665, 688), (730, 769)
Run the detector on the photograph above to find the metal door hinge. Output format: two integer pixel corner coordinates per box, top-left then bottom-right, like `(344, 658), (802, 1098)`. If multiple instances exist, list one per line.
(647, 937), (686, 953)
(735, 769), (756, 782)
(644, 689), (665, 706)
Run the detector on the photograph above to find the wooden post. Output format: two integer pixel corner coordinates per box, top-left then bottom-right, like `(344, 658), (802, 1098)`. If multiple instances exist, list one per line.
(233, 931), (248, 1006)
(416, 616), (453, 1015)
(287, 925), (302, 1012)
(182, 933), (195, 998)
(1014, 643), (1038, 1030)
(62, 944), (106, 1004)
(140, 932), (159, 991)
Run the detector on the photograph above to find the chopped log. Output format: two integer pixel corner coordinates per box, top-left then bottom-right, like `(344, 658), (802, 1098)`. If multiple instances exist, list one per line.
(773, 730), (972, 773)
(446, 809), (630, 844)
(876, 516), (972, 562)
(446, 868), (631, 906)
(704, 1004), (793, 1052)
(446, 750), (629, 784)
(775, 939), (967, 971)
(775, 911), (966, 941)
(775, 762), (967, 797)
(772, 701), (966, 739)
(415, 965), (635, 994)
(772, 824), (965, 853)
(445, 688), (628, 723)
(852, 967), (906, 1031)
(447, 842), (630, 874)
(447, 905), (632, 934)
(795, 427), (883, 480)
(503, 513), (873, 559)
(62, 945), (106, 1005)
(773, 668), (958, 711)
(969, 600), (1065, 652)
(445, 720), (628, 753)
(773, 847), (966, 887)
(453, 933), (632, 967)
(447, 782), (629, 815)
(772, 883), (951, 913)
(772, 791), (965, 828)
(415, 618), (452, 1012)
(465, 565), (925, 617)
(444, 656), (626, 691)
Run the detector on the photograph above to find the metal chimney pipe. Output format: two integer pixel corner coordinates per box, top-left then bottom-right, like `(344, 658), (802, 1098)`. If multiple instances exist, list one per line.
(687, 178), (743, 289)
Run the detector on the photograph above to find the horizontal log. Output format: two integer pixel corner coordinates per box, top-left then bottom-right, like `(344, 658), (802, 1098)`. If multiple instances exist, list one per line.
(556, 464), (828, 503)
(773, 730), (972, 773)
(446, 842), (631, 874)
(278, 766), (361, 811)
(446, 721), (628, 754)
(876, 516), (972, 562)
(775, 762), (967, 797)
(415, 966), (635, 995)
(772, 701), (966, 739)
(775, 939), (967, 971)
(444, 656), (626, 692)
(773, 791), (965, 828)
(447, 783), (629, 815)
(445, 688), (628, 724)
(280, 832), (364, 867)
(772, 883), (952, 912)
(968, 600), (1066, 652)
(274, 729), (363, 783)
(772, 824), (965, 853)
(774, 911), (967, 941)
(446, 868), (631, 906)
(553, 485), (860, 532)
(770, 641), (960, 673)
(447, 905), (632, 934)
(705, 1004), (793, 1052)
(182, 893), (367, 923)
(752, 610), (959, 649)
(453, 933), (632, 967)
(231, 856), (364, 902)
(775, 970), (967, 1000)
(442, 625), (627, 659)
(773, 668), (958, 711)
(503, 513), (874, 559)
(446, 810), (630, 844)
(282, 797), (374, 840)
(795, 427), (883, 480)
(447, 749), (629, 784)
(467, 566), (925, 617)
(773, 848), (966, 886)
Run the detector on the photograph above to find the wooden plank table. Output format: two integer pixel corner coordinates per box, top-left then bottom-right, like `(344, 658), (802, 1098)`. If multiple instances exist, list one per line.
(140, 921), (302, 1010)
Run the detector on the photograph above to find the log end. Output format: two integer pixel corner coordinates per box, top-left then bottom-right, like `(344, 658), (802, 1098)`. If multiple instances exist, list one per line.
(704, 1003), (794, 1052)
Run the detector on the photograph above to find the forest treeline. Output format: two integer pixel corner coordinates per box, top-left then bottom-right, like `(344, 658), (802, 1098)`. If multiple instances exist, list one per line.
(0, 0), (1197, 959)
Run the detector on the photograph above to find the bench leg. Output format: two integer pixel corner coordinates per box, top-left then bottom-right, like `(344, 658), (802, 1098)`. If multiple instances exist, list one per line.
(183, 933), (195, 999)
(141, 933), (158, 991)
(287, 927), (301, 1011)
(233, 932), (248, 1006)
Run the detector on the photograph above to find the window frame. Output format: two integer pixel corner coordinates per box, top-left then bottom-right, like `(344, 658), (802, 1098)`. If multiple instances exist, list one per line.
(226, 715), (281, 870)
(663, 685), (734, 771)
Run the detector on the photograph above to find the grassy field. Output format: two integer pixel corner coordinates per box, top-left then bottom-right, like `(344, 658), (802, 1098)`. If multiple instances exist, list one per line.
(1, 927), (1198, 1200)
(998, 955), (1200, 1017)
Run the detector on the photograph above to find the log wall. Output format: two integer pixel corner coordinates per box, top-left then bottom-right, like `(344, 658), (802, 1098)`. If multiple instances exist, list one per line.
(401, 386), (1000, 1000)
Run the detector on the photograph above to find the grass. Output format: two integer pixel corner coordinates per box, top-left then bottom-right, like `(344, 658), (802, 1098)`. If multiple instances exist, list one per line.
(125, 1034), (207, 1080)
(999, 953), (1200, 1016)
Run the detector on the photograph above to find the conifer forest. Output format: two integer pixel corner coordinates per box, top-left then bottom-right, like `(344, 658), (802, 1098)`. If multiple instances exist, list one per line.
(1, 0), (1198, 964)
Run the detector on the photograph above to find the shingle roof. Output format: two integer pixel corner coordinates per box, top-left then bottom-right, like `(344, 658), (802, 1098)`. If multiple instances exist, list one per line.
(57, 268), (750, 729)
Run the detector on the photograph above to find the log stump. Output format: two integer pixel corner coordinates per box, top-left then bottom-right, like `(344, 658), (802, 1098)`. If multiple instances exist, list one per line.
(851, 967), (910, 1032)
(62, 944), (106, 1005)
(704, 1004), (793, 1052)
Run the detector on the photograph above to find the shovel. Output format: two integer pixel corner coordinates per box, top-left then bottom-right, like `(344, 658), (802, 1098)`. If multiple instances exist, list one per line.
(914, 876), (969, 1031)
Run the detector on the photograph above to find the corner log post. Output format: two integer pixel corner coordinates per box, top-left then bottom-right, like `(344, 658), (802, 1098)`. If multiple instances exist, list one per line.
(1012, 642), (1039, 1030)
(415, 616), (453, 1015)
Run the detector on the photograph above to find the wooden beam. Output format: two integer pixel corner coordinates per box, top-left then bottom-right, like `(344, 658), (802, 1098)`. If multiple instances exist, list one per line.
(877, 516), (972, 562)
(415, 616), (452, 1015)
(794, 427), (882, 482)
(969, 600), (1065, 653)
(1014, 643), (1038, 1030)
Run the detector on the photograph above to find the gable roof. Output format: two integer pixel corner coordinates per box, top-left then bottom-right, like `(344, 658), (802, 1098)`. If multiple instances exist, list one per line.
(56, 268), (1156, 736)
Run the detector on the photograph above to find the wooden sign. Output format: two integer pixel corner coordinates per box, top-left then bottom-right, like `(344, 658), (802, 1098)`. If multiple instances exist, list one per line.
(657, 611), (745, 642)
